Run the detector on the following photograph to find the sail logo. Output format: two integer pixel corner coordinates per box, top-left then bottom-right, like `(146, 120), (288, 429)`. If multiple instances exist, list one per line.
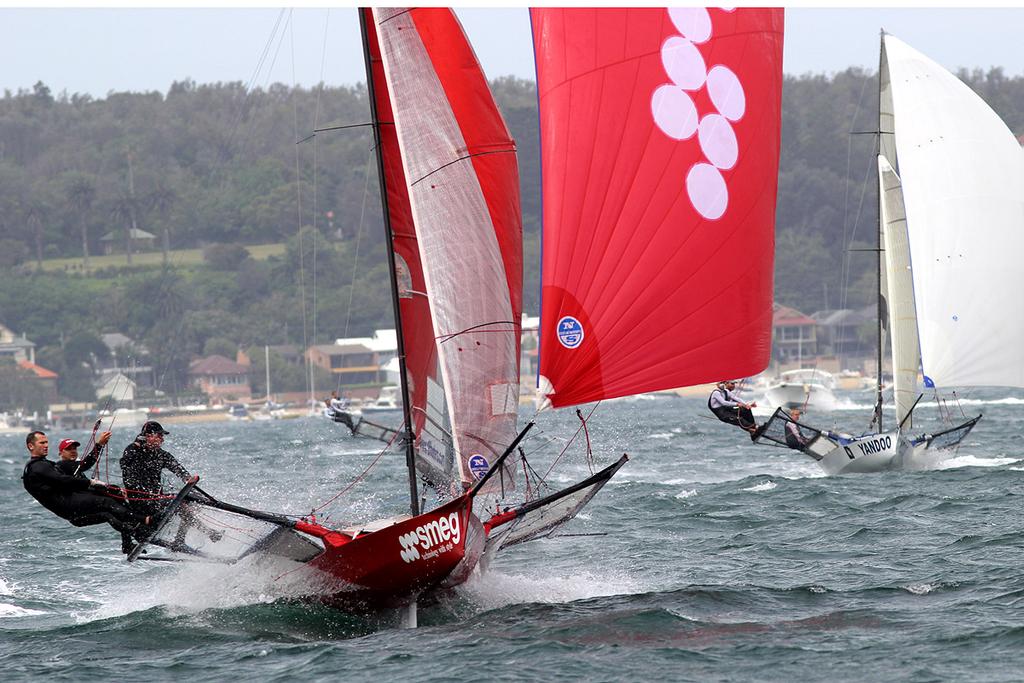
(468, 454), (490, 479)
(650, 7), (743, 220)
(557, 316), (584, 349)
(398, 513), (462, 563)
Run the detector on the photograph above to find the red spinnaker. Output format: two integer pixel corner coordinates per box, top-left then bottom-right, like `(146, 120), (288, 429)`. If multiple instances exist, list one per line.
(532, 8), (784, 407)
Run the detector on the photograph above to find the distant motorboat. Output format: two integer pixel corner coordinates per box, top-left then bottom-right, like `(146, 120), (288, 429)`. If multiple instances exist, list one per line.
(764, 369), (837, 411)
(360, 385), (402, 414)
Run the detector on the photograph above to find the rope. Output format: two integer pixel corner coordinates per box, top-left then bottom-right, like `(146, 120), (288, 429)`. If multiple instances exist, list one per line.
(542, 402), (600, 480)
(308, 430), (400, 516)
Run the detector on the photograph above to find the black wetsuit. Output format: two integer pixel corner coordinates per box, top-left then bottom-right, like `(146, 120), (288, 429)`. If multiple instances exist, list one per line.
(120, 439), (192, 516)
(55, 444), (101, 478)
(22, 457), (148, 534)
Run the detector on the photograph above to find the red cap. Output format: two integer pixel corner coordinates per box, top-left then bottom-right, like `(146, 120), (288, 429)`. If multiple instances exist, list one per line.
(58, 438), (81, 452)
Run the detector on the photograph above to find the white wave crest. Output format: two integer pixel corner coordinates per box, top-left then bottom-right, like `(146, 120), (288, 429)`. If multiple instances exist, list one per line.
(743, 480), (777, 492)
(934, 455), (1019, 470)
(0, 603), (46, 617)
(457, 567), (642, 610)
(905, 583), (936, 595)
(675, 489), (698, 499)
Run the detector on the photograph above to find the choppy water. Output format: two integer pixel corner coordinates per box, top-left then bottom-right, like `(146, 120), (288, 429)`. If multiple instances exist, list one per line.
(3, 392), (1024, 681)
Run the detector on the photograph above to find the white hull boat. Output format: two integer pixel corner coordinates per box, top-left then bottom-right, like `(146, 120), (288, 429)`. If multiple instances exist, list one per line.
(764, 369), (837, 412)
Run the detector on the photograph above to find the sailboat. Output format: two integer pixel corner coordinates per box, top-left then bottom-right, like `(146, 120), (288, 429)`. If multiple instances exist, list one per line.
(132, 8), (624, 618)
(753, 33), (1016, 474)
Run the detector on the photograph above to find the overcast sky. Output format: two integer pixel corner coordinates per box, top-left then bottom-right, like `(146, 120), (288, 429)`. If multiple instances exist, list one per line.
(2, 8), (1023, 98)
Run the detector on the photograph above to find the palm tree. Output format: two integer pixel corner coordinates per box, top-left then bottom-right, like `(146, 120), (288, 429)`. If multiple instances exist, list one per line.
(23, 195), (48, 271)
(147, 180), (177, 265)
(66, 174), (97, 269)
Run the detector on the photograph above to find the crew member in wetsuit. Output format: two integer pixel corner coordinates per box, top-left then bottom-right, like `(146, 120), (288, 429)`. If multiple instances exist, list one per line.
(708, 380), (761, 439)
(120, 421), (220, 550)
(22, 431), (151, 546)
(55, 431), (112, 477)
(784, 409), (811, 451)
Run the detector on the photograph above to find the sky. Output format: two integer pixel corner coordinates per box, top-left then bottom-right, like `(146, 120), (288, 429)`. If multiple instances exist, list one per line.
(2, 7), (1024, 98)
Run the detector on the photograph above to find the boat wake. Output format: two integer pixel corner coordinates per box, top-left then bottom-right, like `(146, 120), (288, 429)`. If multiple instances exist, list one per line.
(86, 556), (320, 621)
(457, 566), (644, 611)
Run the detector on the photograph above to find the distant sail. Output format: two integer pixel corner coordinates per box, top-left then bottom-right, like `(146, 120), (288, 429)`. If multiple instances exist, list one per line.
(363, 10), (454, 488)
(878, 156), (919, 427)
(883, 34), (1024, 388)
(373, 8), (523, 487)
(532, 8), (784, 407)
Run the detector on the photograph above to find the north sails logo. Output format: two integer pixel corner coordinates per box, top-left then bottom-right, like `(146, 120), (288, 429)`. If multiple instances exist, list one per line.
(398, 512), (462, 563)
(557, 316), (584, 349)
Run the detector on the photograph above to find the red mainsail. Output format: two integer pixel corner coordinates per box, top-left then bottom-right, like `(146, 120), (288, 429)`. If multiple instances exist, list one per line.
(532, 8), (784, 407)
(373, 8), (523, 487)
(363, 10), (453, 487)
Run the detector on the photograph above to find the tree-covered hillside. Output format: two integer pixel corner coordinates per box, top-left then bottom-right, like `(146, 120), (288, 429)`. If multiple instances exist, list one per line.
(1, 67), (1022, 399)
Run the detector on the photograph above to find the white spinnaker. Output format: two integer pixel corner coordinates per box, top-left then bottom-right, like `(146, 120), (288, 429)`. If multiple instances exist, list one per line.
(884, 34), (1024, 388)
(879, 156), (920, 428)
(374, 9), (520, 487)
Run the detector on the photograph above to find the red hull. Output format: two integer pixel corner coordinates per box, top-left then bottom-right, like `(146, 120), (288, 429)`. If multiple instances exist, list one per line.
(293, 495), (477, 610)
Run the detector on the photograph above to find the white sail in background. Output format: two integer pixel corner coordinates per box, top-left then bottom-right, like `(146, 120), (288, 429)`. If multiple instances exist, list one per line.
(879, 156), (919, 428)
(883, 34), (1024, 388)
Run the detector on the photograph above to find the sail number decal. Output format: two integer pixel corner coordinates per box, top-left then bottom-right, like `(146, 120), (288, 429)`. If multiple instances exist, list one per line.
(398, 513), (462, 563)
(843, 435), (893, 460)
(557, 316), (584, 349)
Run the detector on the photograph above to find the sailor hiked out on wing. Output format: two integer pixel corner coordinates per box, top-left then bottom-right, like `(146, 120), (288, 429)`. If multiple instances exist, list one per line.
(22, 430), (153, 545)
(708, 380), (764, 441)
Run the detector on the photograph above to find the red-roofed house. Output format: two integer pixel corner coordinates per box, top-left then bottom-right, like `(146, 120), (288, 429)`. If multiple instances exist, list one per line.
(188, 355), (252, 403)
(772, 304), (818, 362)
(18, 360), (58, 402)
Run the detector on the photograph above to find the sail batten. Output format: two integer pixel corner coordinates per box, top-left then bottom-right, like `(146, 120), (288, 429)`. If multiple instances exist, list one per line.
(533, 8), (784, 407)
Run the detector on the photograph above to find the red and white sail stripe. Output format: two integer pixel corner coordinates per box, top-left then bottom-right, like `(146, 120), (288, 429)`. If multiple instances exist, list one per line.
(373, 8), (523, 488)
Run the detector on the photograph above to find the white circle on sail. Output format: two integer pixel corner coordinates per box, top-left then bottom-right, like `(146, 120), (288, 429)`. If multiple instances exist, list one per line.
(706, 65), (745, 121)
(652, 84), (699, 140)
(698, 114), (738, 170)
(668, 7), (712, 43)
(686, 163), (728, 220)
(661, 36), (706, 91)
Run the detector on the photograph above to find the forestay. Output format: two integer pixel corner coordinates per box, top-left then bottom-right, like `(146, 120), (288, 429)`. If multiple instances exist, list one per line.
(373, 8), (523, 489)
(878, 156), (919, 428)
(531, 8), (784, 407)
(883, 34), (1024, 388)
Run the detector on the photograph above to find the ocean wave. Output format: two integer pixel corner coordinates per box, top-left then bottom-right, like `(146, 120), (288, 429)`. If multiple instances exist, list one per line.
(675, 489), (698, 499)
(933, 455), (1019, 470)
(0, 602), (46, 617)
(743, 481), (777, 492)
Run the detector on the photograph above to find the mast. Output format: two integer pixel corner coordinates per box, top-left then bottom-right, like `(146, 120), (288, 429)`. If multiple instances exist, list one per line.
(359, 9), (419, 516)
(874, 30), (884, 432)
(265, 345), (271, 403)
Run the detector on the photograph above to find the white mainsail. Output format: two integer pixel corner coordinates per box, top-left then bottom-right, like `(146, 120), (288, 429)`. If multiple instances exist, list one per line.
(883, 34), (1024, 388)
(878, 156), (919, 428)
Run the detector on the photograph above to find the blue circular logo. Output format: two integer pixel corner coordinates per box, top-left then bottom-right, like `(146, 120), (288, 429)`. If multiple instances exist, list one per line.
(557, 316), (584, 349)
(468, 454), (490, 480)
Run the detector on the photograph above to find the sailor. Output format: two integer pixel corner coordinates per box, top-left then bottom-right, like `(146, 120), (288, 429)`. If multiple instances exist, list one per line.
(22, 431), (151, 542)
(120, 420), (220, 550)
(784, 409), (811, 451)
(708, 380), (761, 439)
(55, 431), (112, 477)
